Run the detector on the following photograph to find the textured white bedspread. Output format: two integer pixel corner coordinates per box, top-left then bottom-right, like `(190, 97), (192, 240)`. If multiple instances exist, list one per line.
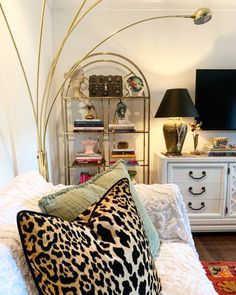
(156, 243), (217, 295)
(0, 171), (65, 224)
(0, 224), (37, 295)
(0, 172), (217, 295)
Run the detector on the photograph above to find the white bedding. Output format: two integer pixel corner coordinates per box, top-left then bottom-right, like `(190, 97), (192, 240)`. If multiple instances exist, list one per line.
(0, 172), (217, 295)
(156, 243), (217, 295)
(0, 171), (65, 224)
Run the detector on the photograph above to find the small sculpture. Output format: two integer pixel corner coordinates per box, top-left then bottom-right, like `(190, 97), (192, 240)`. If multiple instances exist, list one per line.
(115, 99), (127, 123)
(84, 102), (96, 120)
(65, 67), (86, 98)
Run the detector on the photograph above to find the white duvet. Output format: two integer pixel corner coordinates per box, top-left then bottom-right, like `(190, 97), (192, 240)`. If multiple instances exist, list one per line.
(0, 172), (217, 295)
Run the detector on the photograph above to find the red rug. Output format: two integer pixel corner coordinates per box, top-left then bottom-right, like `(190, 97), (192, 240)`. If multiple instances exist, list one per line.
(202, 261), (236, 294)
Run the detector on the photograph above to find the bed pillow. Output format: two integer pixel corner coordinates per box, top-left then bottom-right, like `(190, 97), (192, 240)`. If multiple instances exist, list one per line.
(38, 160), (160, 258)
(17, 178), (162, 294)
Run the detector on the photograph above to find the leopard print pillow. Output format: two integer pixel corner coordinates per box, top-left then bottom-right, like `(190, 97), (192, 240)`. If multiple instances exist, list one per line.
(17, 178), (162, 295)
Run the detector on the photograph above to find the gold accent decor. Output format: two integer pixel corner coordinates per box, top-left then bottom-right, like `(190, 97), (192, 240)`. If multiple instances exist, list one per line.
(0, 2), (212, 180)
(163, 118), (187, 155)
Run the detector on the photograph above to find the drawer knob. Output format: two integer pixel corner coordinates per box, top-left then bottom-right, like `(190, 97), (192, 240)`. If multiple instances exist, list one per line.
(188, 202), (205, 211)
(188, 186), (206, 195)
(189, 170), (206, 180)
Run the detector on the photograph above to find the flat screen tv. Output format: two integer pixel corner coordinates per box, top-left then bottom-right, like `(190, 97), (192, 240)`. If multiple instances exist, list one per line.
(195, 69), (236, 130)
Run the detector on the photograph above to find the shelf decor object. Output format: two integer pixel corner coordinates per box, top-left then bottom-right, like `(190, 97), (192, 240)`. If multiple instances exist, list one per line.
(127, 76), (144, 97)
(155, 88), (199, 155)
(0, 1), (212, 180)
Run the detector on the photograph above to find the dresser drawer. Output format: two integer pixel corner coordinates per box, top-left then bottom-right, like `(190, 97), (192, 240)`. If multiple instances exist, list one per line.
(185, 199), (224, 218)
(177, 182), (224, 200)
(167, 163), (227, 183)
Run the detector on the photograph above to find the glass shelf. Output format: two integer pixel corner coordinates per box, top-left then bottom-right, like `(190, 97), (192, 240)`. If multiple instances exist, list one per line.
(62, 96), (149, 101)
(64, 130), (149, 135)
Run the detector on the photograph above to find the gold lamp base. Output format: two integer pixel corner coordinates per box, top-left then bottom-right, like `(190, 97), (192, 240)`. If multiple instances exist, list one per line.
(163, 118), (187, 155)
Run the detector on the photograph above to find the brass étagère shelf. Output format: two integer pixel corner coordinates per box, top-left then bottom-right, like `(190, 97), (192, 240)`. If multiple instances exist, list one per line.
(61, 52), (150, 185)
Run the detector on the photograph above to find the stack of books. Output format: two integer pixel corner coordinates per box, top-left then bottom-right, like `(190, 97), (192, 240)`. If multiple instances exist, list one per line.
(108, 123), (135, 132)
(73, 153), (103, 165)
(111, 149), (136, 159)
(73, 119), (104, 132)
(202, 144), (236, 156)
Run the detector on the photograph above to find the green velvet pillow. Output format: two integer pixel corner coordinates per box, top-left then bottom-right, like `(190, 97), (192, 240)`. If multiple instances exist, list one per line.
(38, 160), (160, 257)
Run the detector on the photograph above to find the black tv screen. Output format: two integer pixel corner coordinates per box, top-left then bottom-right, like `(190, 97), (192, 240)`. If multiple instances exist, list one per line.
(195, 69), (236, 130)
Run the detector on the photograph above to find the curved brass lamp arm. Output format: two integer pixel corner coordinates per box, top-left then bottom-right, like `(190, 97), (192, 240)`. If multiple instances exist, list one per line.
(39, 0), (102, 144)
(0, 3), (40, 145)
(43, 9), (212, 146)
(36, 0), (46, 125)
(39, 0), (89, 140)
(40, 0), (90, 123)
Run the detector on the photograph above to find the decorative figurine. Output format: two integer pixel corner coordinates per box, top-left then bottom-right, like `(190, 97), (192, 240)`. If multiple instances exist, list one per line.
(65, 67), (86, 98)
(84, 101), (96, 120)
(114, 99), (127, 124)
(127, 76), (144, 97)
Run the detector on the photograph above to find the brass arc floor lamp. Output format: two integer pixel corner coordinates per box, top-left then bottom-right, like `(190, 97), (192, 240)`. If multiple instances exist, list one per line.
(0, 2), (212, 180)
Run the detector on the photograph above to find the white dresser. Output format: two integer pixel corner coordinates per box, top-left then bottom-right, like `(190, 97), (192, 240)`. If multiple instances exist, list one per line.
(156, 153), (236, 231)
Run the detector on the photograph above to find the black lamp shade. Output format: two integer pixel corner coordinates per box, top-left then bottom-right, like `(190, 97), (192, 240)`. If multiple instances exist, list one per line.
(155, 88), (199, 118)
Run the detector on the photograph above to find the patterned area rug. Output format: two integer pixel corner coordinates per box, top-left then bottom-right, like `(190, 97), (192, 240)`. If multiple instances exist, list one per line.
(202, 261), (236, 294)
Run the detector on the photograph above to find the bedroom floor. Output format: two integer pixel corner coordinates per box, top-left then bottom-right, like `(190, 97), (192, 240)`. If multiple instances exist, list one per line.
(193, 232), (236, 261)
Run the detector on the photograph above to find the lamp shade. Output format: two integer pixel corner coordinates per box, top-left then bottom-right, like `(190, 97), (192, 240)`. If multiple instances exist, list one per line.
(154, 88), (199, 118)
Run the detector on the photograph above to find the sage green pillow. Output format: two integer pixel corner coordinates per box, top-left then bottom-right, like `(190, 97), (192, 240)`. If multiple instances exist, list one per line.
(38, 160), (160, 257)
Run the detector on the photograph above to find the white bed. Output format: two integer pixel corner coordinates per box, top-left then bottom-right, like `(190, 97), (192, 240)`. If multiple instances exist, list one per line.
(0, 172), (217, 295)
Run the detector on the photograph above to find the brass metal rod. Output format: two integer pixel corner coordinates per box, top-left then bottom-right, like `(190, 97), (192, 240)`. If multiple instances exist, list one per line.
(39, 0), (91, 145)
(40, 0), (102, 149)
(0, 3), (40, 146)
(42, 0), (90, 117)
(36, 0), (46, 126)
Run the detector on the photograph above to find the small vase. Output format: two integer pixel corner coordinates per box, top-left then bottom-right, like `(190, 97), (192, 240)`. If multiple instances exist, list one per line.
(81, 139), (97, 154)
(190, 134), (201, 155)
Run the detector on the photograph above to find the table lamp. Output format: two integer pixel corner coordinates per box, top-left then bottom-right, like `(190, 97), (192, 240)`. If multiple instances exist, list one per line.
(155, 88), (199, 155)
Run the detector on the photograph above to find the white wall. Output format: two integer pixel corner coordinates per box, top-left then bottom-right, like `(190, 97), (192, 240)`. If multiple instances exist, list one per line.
(52, 0), (236, 183)
(0, 0), (53, 188)
(1, 0), (236, 187)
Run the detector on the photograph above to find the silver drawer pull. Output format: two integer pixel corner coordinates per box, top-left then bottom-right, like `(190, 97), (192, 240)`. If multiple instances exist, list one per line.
(188, 202), (205, 211)
(189, 170), (206, 180)
(188, 186), (206, 195)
